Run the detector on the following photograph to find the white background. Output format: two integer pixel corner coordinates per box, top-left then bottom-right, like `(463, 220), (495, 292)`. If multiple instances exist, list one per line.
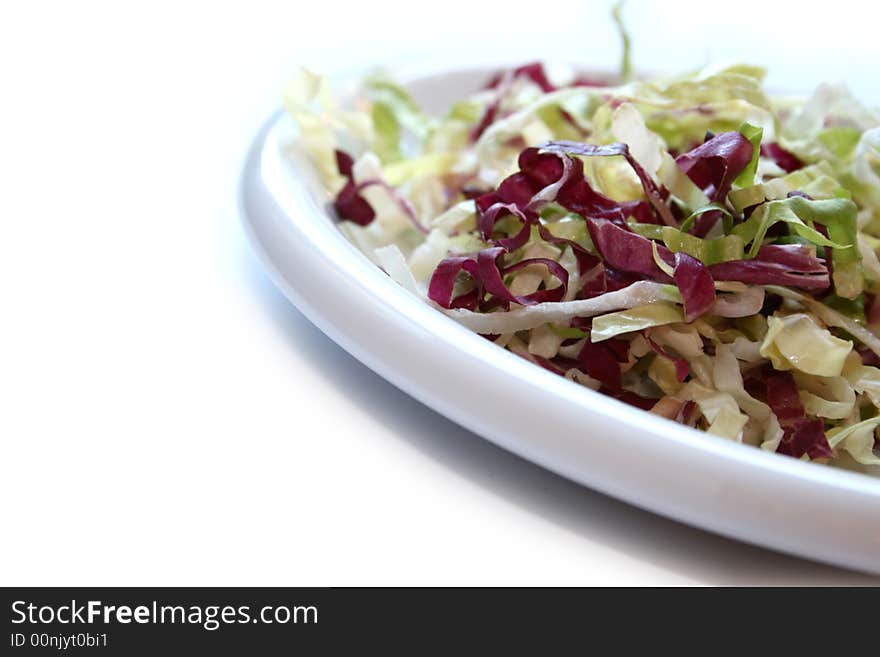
(3, 1), (879, 585)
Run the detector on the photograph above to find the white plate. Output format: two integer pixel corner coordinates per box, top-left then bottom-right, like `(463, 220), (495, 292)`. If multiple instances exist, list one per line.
(240, 67), (880, 574)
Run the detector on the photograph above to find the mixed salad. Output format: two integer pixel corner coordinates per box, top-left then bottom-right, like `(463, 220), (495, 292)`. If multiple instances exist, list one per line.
(282, 23), (880, 468)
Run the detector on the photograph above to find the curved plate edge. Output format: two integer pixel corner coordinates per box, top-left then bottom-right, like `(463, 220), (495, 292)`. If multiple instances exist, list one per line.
(240, 112), (880, 575)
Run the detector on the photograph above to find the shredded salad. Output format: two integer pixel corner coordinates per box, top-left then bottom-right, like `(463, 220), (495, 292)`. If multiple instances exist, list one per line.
(282, 28), (880, 469)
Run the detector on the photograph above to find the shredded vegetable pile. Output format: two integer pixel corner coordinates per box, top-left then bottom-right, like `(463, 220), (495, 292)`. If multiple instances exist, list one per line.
(283, 31), (880, 468)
